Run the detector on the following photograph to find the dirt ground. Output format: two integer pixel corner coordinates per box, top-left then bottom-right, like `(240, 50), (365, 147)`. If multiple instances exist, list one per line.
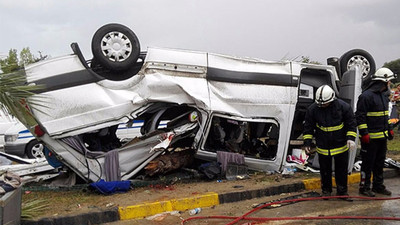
(22, 150), (400, 221)
(22, 169), (316, 220)
(107, 177), (400, 225)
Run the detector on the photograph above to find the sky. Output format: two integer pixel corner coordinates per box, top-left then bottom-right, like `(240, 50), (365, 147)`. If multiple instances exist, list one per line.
(0, 0), (399, 68)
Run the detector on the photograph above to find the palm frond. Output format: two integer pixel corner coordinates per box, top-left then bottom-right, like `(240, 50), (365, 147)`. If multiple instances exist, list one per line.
(0, 69), (45, 125)
(21, 198), (49, 219)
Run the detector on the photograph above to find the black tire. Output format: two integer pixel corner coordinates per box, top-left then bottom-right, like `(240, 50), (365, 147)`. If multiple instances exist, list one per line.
(91, 23), (140, 72)
(339, 49), (376, 80)
(140, 108), (168, 135)
(25, 140), (45, 159)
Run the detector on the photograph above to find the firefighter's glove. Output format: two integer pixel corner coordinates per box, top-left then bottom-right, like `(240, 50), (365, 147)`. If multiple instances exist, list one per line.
(388, 129), (394, 140)
(304, 146), (311, 154)
(361, 134), (370, 144)
(347, 140), (356, 151)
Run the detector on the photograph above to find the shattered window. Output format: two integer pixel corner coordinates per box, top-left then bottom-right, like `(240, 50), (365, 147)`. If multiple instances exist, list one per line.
(204, 116), (279, 160)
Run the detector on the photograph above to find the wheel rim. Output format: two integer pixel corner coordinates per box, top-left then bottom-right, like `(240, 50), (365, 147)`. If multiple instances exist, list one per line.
(346, 54), (371, 79)
(100, 31), (132, 62)
(31, 143), (44, 158)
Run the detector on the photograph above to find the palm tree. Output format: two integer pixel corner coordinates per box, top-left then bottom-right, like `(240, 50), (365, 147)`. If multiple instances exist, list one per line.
(0, 48), (47, 127)
(0, 69), (44, 128)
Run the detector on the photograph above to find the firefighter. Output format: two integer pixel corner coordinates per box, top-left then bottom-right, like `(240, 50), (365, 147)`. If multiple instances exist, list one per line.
(303, 85), (357, 197)
(356, 67), (396, 197)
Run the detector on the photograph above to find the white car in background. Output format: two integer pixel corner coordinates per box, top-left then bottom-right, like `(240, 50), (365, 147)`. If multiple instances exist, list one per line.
(4, 121), (144, 159)
(4, 122), (40, 158)
(0, 109), (17, 148)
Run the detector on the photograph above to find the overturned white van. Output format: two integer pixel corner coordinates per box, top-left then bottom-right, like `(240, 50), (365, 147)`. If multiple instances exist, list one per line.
(7, 24), (375, 182)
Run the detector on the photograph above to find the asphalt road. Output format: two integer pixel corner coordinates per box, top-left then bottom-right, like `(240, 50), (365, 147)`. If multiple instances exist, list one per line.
(102, 177), (400, 225)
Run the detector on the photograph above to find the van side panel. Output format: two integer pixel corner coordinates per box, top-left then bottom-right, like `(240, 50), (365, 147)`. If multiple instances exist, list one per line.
(202, 55), (299, 172)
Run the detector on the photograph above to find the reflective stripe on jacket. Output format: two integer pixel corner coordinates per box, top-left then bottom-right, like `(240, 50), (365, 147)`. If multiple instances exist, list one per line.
(355, 86), (390, 139)
(303, 99), (357, 156)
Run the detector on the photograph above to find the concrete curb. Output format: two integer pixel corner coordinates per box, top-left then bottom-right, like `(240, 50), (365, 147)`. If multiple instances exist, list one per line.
(22, 208), (120, 225)
(21, 169), (400, 225)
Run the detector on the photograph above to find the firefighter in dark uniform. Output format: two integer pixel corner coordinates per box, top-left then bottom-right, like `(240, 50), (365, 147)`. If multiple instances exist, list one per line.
(303, 85), (357, 197)
(356, 67), (396, 197)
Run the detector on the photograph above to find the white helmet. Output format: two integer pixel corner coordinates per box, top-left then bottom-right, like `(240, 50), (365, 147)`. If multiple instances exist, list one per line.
(372, 67), (396, 82)
(315, 85), (335, 106)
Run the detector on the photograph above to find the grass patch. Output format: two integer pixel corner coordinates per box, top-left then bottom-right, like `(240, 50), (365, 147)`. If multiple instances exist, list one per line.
(387, 132), (400, 152)
(21, 198), (49, 220)
(387, 132), (400, 161)
(21, 188), (113, 219)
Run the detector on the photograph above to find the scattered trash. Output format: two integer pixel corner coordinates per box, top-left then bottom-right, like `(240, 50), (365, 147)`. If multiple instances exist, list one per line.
(146, 211), (181, 221)
(145, 149), (195, 176)
(233, 185), (244, 189)
(147, 213), (168, 221)
(217, 152), (245, 175)
(170, 211), (181, 216)
(235, 175), (248, 180)
(106, 203), (114, 207)
(180, 168), (201, 178)
(89, 179), (131, 195)
(286, 148), (320, 173)
(225, 163), (249, 180)
(77, 204), (81, 208)
(188, 207), (201, 215)
(252, 191), (320, 209)
(217, 180), (222, 183)
(199, 161), (221, 179)
(0, 152), (60, 185)
(281, 167), (296, 175)
(294, 164), (319, 173)
(0, 171), (22, 194)
(149, 184), (176, 191)
(288, 148), (309, 164)
(384, 158), (400, 169)
(354, 160), (362, 172)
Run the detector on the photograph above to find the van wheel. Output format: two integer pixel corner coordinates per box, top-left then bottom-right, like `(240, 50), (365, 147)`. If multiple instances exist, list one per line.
(141, 108), (168, 135)
(339, 49), (376, 80)
(26, 140), (45, 159)
(91, 23), (140, 72)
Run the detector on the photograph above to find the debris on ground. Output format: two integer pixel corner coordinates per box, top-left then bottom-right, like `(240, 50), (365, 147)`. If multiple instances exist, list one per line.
(252, 191), (321, 209)
(0, 152), (60, 185)
(144, 149), (195, 176)
(146, 211), (181, 221)
(188, 207), (201, 215)
(385, 158), (400, 169)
